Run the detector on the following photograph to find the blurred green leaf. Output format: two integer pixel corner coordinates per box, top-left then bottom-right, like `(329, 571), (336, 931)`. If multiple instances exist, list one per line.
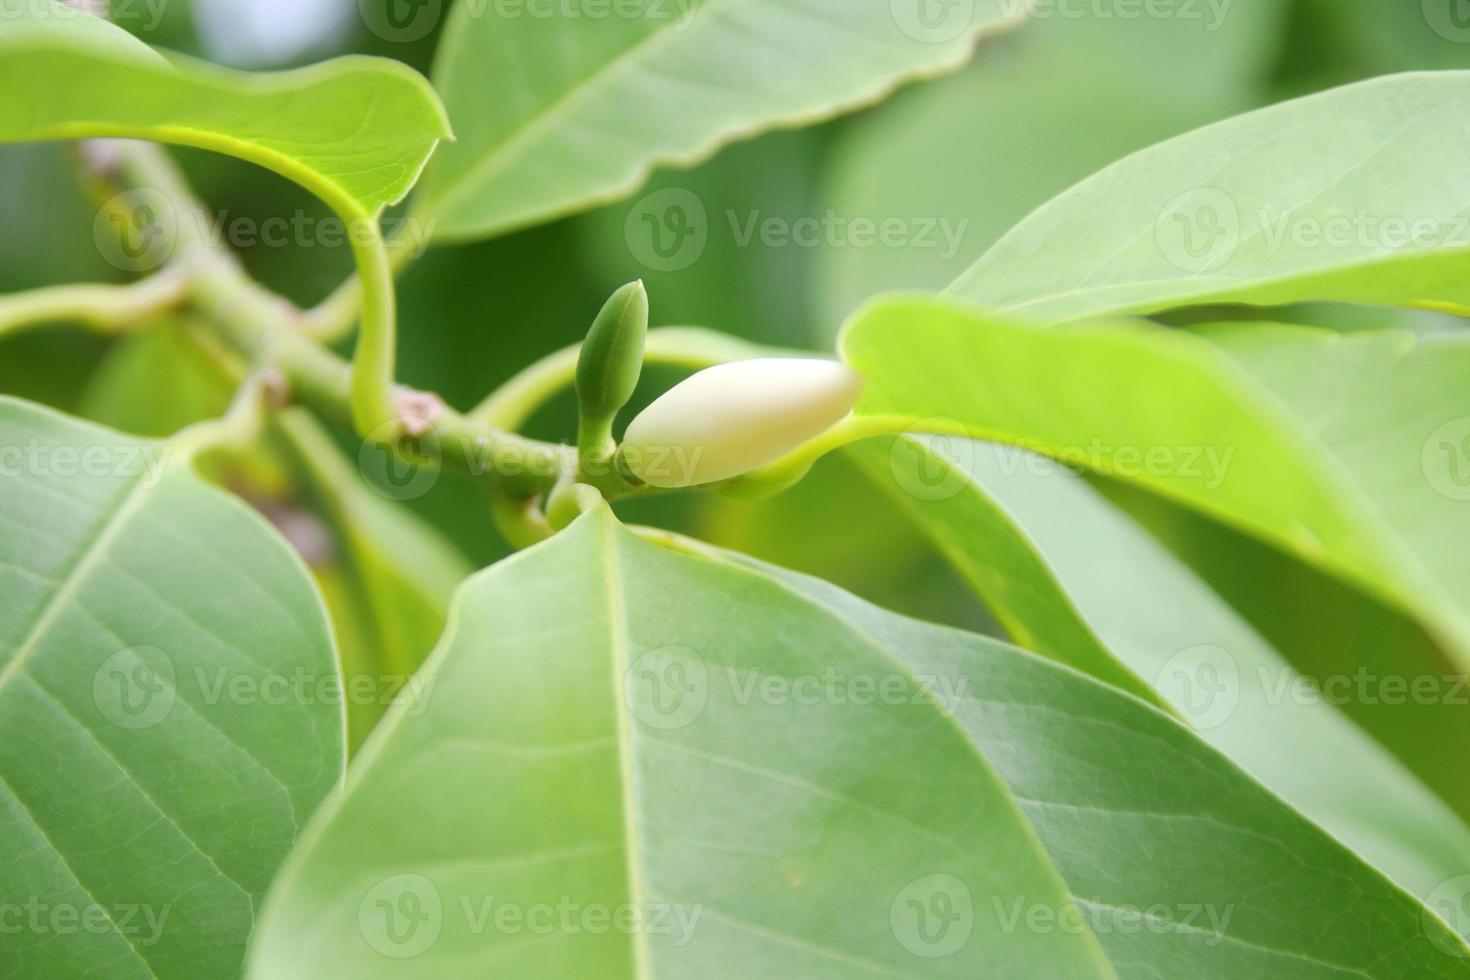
(949, 72), (1470, 320)
(79, 318), (236, 437)
(0, 1), (448, 219)
(418, 0), (1029, 240)
(275, 411), (471, 753)
(820, 0), (1283, 326)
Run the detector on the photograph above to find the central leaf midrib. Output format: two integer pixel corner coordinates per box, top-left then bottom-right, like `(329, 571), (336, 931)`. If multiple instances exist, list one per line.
(598, 512), (652, 980)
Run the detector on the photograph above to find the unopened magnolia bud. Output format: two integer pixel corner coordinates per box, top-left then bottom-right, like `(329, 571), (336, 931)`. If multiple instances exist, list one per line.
(620, 358), (863, 488)
(577, 281), (648, 459)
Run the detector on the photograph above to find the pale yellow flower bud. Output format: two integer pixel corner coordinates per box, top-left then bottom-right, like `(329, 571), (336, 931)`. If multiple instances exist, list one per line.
(620, 358), (863, 488)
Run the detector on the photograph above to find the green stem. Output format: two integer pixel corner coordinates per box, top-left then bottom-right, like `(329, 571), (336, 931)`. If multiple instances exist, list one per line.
(105, 142), (564, 500)
(301, 228), (419, 343)
(346, 223), (398, 435)
(0, 270), (189, 339)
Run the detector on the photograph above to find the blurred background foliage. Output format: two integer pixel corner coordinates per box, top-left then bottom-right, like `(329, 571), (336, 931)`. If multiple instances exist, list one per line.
(4, 0), (1470, 759)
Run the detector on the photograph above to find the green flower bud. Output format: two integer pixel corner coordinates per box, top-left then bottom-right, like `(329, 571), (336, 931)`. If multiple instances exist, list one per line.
(620, 358), (863, 488)
(576, 281), (648, 460)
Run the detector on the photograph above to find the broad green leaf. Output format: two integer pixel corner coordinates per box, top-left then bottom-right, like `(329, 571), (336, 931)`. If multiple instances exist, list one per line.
(0, 397), (344, 979)
(948, 72), (1470, 321)
(418, 0), (1029, 240)
(842, 296), (1470, 663)
(859, 435), (1470, 904)
(0, 0), (448, 220)
(249, 508), (1469, 977)
(819, 0), (1278, 327)
(1102, 472), (1470, 824)
(275, 411), (471, 753)
(80, 318), (237, 438)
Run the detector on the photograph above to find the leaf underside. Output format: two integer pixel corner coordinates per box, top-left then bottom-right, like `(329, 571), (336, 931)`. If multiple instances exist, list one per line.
(0, 397), (343, 979)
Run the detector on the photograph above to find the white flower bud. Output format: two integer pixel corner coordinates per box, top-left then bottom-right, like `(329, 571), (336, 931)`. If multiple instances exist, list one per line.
(621, 358), (864, 488)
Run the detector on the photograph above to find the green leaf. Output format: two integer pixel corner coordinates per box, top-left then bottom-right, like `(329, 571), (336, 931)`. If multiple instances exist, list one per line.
(0, 0), (451, 431)
(418, 0), (1028, 240)
(818, 0), (1277, 327)
(249, 508), (1469, 977)
(858, 435), (1470, 903)
(274, 411), (471, 754)
(842, 297), (1470, 664)
(0, 0), (448, 220)
(79, 318), (237, 438)
(948, 72), (1470, 320)
(0, 397), (343, 979)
